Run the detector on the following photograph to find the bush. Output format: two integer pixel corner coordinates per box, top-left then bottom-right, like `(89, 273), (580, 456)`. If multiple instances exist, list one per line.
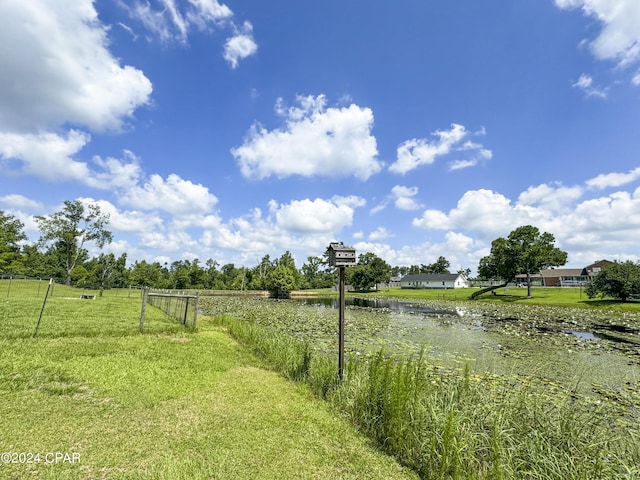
(586, 261), (640, 302)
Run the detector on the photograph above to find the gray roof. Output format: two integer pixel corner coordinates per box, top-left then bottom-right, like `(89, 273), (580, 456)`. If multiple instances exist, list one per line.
(400, 273), (462, 282)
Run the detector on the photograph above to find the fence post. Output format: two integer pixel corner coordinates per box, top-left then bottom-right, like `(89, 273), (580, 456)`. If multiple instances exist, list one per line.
(183, 297), (189, 325)
(33, 279), (53, 337)
(193, 293), (199, 328)
(139, 287), (148, 332)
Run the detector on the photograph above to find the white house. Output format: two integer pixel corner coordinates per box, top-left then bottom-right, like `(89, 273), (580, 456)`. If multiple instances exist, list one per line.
(399, 273), (469, 289)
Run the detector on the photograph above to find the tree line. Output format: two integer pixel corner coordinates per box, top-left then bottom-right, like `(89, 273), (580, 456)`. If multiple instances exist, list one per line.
(3, 202), (638, 301)
(0, 201), (464, 294)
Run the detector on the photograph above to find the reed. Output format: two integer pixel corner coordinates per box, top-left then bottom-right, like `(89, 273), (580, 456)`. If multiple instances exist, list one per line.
(214, 313), (640, 479)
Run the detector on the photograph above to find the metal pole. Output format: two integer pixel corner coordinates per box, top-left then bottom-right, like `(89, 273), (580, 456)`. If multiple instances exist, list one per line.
(338, 266), (345, 381)
(33, 279), (53, 337)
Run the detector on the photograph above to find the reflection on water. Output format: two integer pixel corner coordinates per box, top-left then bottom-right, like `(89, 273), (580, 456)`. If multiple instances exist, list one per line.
(298, 296), (465, 316)
(293, 296), (495, 368)
(567, 331), (598, 341)
(288, 296), (640, 386)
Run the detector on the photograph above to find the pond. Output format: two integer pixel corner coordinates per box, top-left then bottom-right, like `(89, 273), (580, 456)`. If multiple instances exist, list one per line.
(201, 295), (640, 393)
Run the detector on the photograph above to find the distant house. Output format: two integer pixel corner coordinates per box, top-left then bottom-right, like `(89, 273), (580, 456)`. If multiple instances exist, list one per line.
(399, 273), (469, 289)
(376, 276), (402, 289)
(515, 260), (612, 287)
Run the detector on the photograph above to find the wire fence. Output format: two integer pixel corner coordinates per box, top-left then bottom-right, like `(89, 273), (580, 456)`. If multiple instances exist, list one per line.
(139, 288), (199, 332)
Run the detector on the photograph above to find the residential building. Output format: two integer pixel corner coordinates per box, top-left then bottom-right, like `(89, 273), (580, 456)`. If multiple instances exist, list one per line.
(515, 260), (612, 287)
(399, 273), (469, 289)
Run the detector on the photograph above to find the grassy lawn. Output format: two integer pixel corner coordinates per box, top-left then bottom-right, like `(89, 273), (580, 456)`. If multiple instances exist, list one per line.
(0, 281), (417, 480)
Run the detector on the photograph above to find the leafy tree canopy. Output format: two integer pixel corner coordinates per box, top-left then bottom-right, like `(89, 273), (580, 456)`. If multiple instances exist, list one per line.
(478, 225), (567, 297)
(586, 261), (640, 302)
(34, 200), (112, 286)
(0, 210), (27, 274)
(347, 252), (391, 291)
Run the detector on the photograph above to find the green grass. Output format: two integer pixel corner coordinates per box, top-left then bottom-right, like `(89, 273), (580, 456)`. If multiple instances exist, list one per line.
(0, 280), (417, 479)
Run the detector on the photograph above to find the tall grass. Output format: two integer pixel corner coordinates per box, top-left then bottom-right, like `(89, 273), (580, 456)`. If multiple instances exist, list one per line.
(214, 313), (640, 479)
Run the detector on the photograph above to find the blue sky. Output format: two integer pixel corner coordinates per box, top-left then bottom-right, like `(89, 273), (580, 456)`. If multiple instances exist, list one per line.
(1, 0), (640, 274)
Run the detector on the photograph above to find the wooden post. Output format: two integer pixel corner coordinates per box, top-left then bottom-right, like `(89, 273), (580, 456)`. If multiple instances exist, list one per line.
(183, 297), (189, 325)
(139, 287), (148, 333)
(338, 266), (345, 381)
(193, 293), (199, 328)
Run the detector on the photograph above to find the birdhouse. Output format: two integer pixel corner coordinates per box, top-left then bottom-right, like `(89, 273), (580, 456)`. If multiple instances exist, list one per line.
(326, 242), (356, 267)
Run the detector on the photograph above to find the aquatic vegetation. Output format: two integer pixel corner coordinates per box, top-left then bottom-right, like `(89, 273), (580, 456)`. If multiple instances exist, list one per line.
(203, 295), (640, 479)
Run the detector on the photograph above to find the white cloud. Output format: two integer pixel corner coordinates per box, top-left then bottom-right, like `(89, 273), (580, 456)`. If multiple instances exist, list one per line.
(87, 151), (144, 191)
(391, 185), (422, 210)
(413, 189), (552, 239)
(555, 0), (640, 70)
(121, 0), (257, 68)
(187, 0), (233, 28)
(122, 0), (232, 43)
(120, 174), (219, 216)
(368, 227), (392, 241)
(85, 199), (164, 233)
(448, 159), (478, 171)
(586, 166), (640, 189)
(0, 194), (43, 212)
(0, 0), (152, 133)
(232, 95), (382, 180)
(224, 21), (258, 68)
(370, 185), (422, 213)
(355, 232), (482, 272)
(0, 131), (91, 181)
(332, 195), (367, 208)
(269, 198), (357, 233)
(390, 124), (491, 174)
(517, 182), (584, 212)
(0, 0), (151, 182)
(572, 74), (608, 98)
(411, 171), (640, 268)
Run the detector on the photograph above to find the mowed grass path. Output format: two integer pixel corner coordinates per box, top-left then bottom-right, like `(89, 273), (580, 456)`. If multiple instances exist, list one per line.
(0, 283), (417, 479)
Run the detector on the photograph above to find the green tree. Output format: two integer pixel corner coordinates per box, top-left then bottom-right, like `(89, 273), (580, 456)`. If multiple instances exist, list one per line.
(0, 211), (27, 274)
(585, 261), (640, 302)
(130, 260), (169, 288)
(264, 251), (300, 296)
(347, 264), (377, 291)
(250, 255), (274, 290)
(188, 259), (207, 289)
(478, 225), (568, 297)
(34, 200), (112, 286)
(347, 252), (391, 291)
(85, 253), (121, 291)
(267, 264), (297, 298)
(360, 252), (391, 289)
(424, 256), (451, 274)
(204, 259), (223, 289)
(169, 260), (191, 289)
(21, 244), (48, 278)
(301, 255), (334, 289)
